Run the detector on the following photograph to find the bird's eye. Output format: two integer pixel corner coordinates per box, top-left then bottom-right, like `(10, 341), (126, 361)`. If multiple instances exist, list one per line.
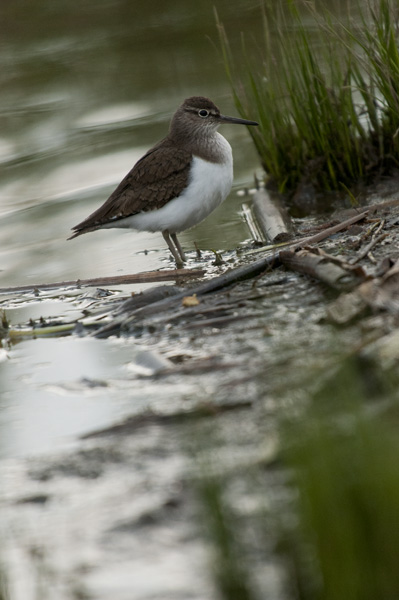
(198, 109), (209, 118)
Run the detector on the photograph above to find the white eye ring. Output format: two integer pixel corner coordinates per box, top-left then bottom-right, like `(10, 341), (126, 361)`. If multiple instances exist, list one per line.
(198, 109), (209, 118)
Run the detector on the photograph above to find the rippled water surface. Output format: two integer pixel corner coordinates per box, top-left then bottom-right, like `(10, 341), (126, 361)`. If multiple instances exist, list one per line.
(0, 0), (261, 287)
(0, 0), (263, 458)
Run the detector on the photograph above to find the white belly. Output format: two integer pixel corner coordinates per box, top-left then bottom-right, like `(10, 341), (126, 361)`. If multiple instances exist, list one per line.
(107, 139), (233, 234)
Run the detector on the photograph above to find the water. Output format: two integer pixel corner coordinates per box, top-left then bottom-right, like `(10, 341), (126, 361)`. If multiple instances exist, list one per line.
(0, 0), (260, 286)
(0, 0), (261, 459)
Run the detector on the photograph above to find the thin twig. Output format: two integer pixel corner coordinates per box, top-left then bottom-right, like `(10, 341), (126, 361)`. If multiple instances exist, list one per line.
(350, 232), (388, 264)
(293, 210), (369, 248)
(0, 269), (204, 295)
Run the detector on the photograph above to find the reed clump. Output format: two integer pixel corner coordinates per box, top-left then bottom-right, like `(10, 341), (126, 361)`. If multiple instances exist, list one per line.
(280, 355), (399, 600)
(198, 356), (399, 599)
(217, 0), (399, 197)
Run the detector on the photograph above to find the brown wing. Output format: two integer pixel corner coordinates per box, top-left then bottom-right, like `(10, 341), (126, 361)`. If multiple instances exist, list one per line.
(69, 138), (192, 238)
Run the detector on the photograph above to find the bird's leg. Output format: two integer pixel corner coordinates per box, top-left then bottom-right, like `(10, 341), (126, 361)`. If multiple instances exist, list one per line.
(171, 233), (187, 263)
(162, 230), (184, 268)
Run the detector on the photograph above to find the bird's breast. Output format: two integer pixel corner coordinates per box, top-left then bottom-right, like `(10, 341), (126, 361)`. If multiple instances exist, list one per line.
(108, 135), (234, 234)
(167, 150), (233, 232)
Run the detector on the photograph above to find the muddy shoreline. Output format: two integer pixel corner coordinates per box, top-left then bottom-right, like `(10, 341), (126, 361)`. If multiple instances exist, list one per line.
(2, 185), (399, 599)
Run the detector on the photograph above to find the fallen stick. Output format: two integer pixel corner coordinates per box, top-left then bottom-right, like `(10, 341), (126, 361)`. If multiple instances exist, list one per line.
(0, 268), (204, 295)
(293, 209), (369, 249)
(350, 232), (388, 264)
(252, 188), (292, 243)
(280, 248), (366, 291)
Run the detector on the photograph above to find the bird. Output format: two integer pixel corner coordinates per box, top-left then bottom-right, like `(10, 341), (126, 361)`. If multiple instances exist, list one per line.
(68, 96), (258, 267)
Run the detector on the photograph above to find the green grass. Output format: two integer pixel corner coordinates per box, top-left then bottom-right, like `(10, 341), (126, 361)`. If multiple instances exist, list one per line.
(280, 355), (399, 600)
(198, 473), (257, 600)
(198, 355), (399, 599)
(217, 0), (399, 196)
(0, 570), (8, 600)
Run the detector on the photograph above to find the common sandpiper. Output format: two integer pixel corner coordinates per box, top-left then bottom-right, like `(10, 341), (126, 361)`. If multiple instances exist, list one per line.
(68, 96), (258, 266)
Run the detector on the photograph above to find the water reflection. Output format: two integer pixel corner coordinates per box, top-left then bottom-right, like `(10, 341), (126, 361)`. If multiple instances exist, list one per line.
(0, 337), (158, 457)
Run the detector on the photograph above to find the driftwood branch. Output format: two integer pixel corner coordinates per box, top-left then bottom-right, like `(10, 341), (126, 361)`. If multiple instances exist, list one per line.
(252, 188), (292, 243)
(280, 247), (367, 291)
(0, 269), (204, 295)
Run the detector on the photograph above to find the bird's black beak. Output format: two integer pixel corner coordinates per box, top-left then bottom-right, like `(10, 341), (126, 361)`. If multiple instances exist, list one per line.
(218, 114), (259, 126)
